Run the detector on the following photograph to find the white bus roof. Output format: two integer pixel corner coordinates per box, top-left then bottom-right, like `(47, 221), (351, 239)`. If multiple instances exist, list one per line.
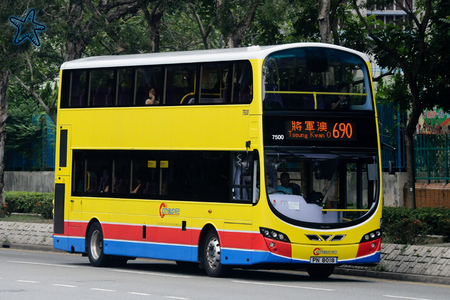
(60, 43), (369, 70)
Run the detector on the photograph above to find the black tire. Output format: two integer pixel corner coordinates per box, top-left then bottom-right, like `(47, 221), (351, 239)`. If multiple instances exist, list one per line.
(202, 230), (229, 277)
(86, 222), (110, 267)
(306, 265), (335, 279)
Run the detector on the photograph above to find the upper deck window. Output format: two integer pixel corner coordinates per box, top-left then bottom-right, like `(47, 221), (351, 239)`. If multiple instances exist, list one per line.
(60, 61), (252, 108)
(263, 47), (373, 111)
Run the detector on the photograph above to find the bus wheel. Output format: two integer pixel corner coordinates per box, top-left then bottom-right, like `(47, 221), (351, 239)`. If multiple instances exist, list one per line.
(306, 265), (335, 280)
(87, 222), (110, 267)
(202, 230), (229, 277)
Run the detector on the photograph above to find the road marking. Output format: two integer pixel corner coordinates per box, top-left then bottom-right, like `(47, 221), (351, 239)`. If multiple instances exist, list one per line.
(53, 284), (77, 288)
(8, 260), (77, 268)
(166, 297), (189, 300)
(128, 292), (151, 296)
(17, 280), (39, 284)
(91, 288), (116, 292)
(384, 295), (431, 300)
(113, 269), (192, 279)
(232, 280), (334, 291)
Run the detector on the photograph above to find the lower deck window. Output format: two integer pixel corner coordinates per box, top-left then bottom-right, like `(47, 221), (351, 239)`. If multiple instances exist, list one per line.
(71, 150), (258, 203)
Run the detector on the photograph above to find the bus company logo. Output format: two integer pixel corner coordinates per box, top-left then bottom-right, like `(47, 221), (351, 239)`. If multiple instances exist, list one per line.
(313, 248), (338, 256)
(159, 203), (180, 218)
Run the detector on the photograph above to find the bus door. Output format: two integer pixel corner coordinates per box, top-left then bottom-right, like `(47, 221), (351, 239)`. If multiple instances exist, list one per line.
(221, 151), (257, 265)
(59, 125), (82, 234)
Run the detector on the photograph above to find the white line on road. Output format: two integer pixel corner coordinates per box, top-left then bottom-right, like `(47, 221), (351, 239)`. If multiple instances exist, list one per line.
(17, 280), (39, 284)
(112, 269), (192, 279)
(8, 260), (78, 268)
(232, 280), (334, 291)
(166, 297), (189, 300)
(384, 295), (431, 300)
(128, 292), (151, 296)
(53, 284), (77, 288)
(91, 288), (116, 292)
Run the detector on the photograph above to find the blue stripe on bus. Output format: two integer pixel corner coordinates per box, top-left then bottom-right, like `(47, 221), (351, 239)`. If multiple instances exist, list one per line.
(105, 239), (195, 261)
(53, 235), (85, 253)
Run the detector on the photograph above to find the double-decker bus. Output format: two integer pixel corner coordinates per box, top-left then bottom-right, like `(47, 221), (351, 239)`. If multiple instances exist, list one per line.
(53, 43), (382, 279)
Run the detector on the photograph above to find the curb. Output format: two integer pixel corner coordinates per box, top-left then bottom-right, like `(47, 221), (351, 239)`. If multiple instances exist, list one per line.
(334, 267), (450, 285)
(2, 242), (63, 253)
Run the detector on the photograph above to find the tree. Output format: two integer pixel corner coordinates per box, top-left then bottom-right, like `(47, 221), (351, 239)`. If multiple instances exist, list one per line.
(5, 85), (43, 169)
(215, 0), (261, 47)
(352, 0), (450, 208)
(0, 71), (7, 205)
(187, 0), (216, 49)
(0, 1), (55, 205)
(318, 0), (332, 43)
(140, 0), (169, 53)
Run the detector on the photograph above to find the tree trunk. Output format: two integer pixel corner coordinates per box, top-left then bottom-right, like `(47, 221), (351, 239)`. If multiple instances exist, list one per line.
(318, 0), (332, 44)
(405, 133), (416, 208)
(142, 0), (167, 53)
(65, 0), (88, 61)
(0, 71), (9, 206)
(403, 90), (422, 209)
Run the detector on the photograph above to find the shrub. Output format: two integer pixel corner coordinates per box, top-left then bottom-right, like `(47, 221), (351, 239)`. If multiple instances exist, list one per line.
(1, 192), (53, 219)
(383, 206), (450, 244)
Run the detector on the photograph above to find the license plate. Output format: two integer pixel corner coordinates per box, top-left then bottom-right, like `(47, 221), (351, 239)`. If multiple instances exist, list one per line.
(310, 257), (337, 264)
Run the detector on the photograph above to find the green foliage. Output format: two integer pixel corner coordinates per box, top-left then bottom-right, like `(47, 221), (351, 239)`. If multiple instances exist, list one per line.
(6, 85), (42, 151)
(0, 192), (53, 219)
(383, 207), (450, 244)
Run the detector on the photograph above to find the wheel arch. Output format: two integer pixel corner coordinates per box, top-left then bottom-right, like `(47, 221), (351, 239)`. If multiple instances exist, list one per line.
(197, 223), (218, 262)
(85, 218), (101, 252)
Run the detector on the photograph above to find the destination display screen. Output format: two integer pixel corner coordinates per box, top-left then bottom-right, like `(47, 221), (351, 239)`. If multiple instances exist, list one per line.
(263, 113), (378, 149)
(286, 120), (356, 141)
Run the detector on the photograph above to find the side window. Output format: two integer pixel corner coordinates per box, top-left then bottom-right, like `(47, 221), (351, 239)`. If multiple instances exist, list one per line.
(90, 69), (116, 107)
(72, 153), (85, 194)
(135, 67), (162, 106)
(166, 64), (197, 104)
(60, 71), (71, 108)
(131, 159), (159, 196)
(70, 70), (88, 107)
(89, 158), (112, 193)
(228, 61), (253, 104)
(231, 152), (255, 202)
(112, 158), (130, 194)
(117, 68), (135, 106)
(71, 150), (256, 203)
(199, 63), (230, 104)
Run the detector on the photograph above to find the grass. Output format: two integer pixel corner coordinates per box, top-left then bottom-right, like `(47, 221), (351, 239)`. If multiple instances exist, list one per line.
(0, 213), (52, 224)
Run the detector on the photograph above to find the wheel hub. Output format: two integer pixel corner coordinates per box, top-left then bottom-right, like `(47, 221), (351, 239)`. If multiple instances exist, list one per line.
(206, 237), (221, 269)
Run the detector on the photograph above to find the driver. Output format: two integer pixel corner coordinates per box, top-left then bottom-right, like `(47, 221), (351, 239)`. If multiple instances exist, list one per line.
(276, 172), (293, 195)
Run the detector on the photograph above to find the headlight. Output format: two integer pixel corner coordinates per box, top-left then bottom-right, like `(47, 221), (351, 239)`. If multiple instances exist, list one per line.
(360, 229), (382, 243)
(260, 227), (290, 242)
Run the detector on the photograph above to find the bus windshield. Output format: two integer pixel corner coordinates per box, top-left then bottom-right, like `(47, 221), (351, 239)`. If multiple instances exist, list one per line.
(264, 149), (379, 228)
(263, 47), (373, 111)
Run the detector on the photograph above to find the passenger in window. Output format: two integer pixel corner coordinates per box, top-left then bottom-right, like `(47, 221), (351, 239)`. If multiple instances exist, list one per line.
(145, 87), (159, 105)
(331, 83), (350, 110)
(131, 178), (144, 194)
(276, 172), (293, 195)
